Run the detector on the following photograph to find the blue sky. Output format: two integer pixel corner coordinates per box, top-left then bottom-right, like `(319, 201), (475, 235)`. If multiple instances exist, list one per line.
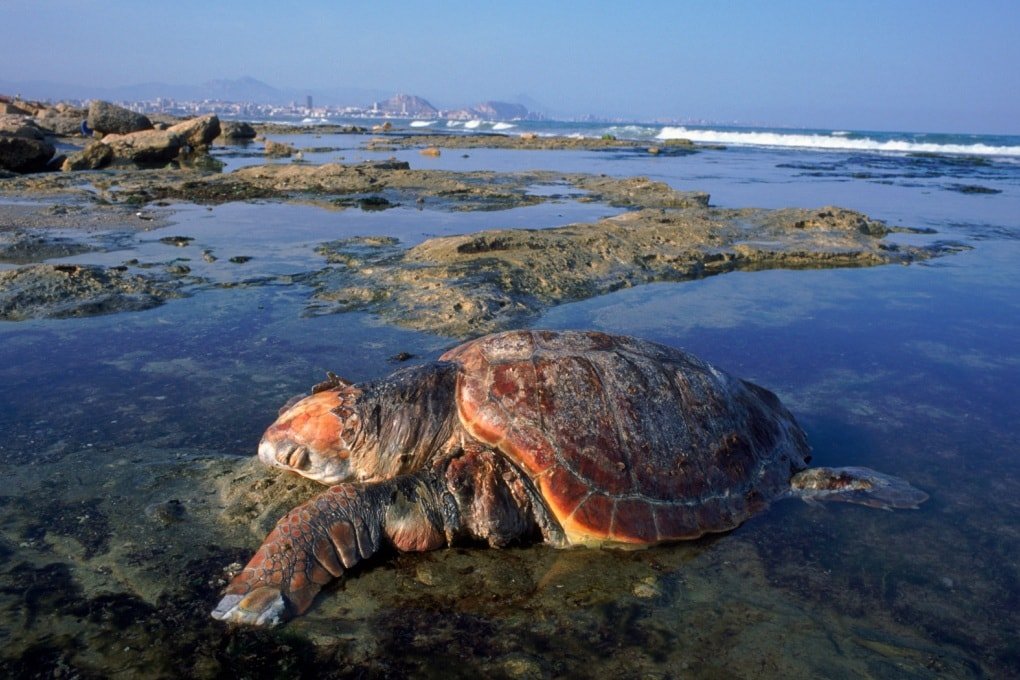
(2, 0), (1018, 133)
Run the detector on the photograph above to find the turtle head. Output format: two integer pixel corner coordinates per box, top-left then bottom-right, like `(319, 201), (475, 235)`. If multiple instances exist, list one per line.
(258, 381), (362, 484)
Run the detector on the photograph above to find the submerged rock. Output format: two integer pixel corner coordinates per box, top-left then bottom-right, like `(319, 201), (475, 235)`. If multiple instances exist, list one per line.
(0, 263), (186, 320)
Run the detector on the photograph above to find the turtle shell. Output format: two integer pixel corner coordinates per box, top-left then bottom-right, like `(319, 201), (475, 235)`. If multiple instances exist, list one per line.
(440, 330), (811, 545)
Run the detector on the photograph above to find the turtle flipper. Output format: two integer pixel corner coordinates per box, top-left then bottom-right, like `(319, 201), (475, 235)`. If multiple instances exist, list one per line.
(212, 475), (451, 626)
(789, 466), (928, 510)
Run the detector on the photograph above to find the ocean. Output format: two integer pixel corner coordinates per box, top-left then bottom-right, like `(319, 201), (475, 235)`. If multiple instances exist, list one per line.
(0, 119), (1018, 677)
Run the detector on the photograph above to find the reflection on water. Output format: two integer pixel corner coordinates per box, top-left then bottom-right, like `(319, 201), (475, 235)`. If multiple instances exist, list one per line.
(1, 141), (1018, 678)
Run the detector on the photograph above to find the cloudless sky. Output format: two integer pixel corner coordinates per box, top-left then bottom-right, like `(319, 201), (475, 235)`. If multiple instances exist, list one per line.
(2, 0), (1018, 133)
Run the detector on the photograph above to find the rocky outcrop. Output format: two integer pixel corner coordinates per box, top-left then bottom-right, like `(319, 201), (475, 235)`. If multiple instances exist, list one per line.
(447, 101), (529, 121)
(303, 207), (952, 337)
(0, 134), (56, 173)
(167, 114), (221, 148)
(0, 263), (184, 320)
(61, 141), (114, 171)
(376, 94), (438, 117)
(100, 129), (182, 164)
(219, 121), (257, 139)
(88, 100), (152, 135)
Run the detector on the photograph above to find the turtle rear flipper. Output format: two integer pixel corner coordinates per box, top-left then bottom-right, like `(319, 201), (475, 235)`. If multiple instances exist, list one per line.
(790, 466), (928, 510)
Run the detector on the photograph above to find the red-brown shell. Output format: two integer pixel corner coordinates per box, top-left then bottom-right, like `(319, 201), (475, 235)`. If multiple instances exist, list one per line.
(440, 330), (811, 546)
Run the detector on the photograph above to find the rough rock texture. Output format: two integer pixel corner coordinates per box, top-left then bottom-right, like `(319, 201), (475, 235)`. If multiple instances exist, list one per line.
(0, 263), (185, 320)
(0, 230), (96, 264)
(61, 141), (114, 171)
(219, 120), (257, 139)
(264, 139), (296, 157)
(0, 134), (55, 173)
(167, 114), (221, 148)
(0, 114), (47, 140)
(302, 206), (952, 337)
(572, 175), (709, 208)
(88, 100), (152, 135)
(34, 106), (88, 136)
(99, 129), (183, 165)
(366, 133), (697, 152)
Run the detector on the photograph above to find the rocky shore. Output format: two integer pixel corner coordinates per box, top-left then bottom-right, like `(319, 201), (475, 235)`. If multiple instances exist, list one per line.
(0, 97), (964, 328)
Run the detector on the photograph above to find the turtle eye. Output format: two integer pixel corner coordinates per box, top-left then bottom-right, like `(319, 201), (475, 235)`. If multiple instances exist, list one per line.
(284, 445), (309, 470)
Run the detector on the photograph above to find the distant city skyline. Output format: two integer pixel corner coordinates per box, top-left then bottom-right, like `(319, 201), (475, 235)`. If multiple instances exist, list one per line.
(2, 0), (1018, 134)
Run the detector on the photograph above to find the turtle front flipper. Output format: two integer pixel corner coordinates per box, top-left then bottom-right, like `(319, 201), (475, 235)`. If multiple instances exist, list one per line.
(212, 474), (450, 626)
(789, 466), (928, 510)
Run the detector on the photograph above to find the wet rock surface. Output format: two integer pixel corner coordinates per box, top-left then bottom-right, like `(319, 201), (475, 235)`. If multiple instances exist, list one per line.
(0, 263), (189, 320)
(365, 132), (699, 153)
(303, 206), (954, 337)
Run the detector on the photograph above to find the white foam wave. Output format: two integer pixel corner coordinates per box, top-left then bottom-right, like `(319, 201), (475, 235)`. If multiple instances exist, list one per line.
(409, 120), (435, 128)
(446, 120), (462, 127)
(656, 126), (1020, 157)
(464, 120), (482, 129)
(492, 122), (516, 131)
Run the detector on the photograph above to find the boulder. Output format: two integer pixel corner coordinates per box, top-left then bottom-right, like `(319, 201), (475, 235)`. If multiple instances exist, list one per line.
(100, 129), (182, 164)
(167, 114), (221, 148)
(0, 114), (46, 140)
(0, 134), (56, 173)
(87, 100), (152, 135)
(263, 139), (295, 157)
(35, 108), (88, 136)
(219, 120), (257, 139)
(61, 141), (114, 171)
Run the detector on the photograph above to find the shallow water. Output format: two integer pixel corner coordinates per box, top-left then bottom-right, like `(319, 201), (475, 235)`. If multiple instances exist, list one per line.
(1, 139), (1018, 678)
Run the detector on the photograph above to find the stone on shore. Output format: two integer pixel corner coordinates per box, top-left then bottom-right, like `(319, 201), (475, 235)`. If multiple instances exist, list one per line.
(219, 121), (257, 140)
(61, 140), (114, 171)
(88, 100), (152, 135)
(34, 106), (89, 136)
(100, 129), (183, 165)
(0, 134), (56, 173)
(0, 263), (184, 320)
(264, 139), (296, 157)
(0, 114), (48, 140)
(167, 114), (221, 148)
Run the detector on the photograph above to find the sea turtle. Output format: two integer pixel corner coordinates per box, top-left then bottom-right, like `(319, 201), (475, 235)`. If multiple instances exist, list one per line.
(212, 330), (926, 626)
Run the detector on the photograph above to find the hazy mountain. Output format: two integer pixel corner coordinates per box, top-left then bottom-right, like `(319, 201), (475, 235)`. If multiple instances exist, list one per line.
(0, 77), (542, 117)
(0, 76), (390, 108)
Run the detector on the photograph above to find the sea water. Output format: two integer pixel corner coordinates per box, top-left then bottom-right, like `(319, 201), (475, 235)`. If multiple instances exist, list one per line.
(0, 129), (1018, 677)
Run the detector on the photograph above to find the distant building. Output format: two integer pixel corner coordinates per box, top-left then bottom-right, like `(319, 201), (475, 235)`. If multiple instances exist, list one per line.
(306, 95), (313, 110)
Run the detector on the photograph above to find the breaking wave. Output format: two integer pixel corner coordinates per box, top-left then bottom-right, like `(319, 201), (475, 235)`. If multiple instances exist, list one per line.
(656, 127), (1020, 157)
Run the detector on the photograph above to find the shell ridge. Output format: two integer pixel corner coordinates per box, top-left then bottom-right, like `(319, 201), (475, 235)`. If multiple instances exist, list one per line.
(582, 352), (642, 496)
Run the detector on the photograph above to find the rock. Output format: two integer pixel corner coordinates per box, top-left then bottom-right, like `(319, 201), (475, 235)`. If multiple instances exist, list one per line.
(100, 129), (183, 165)
(61, 141), (114, 171)
(263, 139), (295, 157)
(34, 109), (88, 136)
(0, 114), (47, 140)
(0, 134), (55, 173)
(218, 121), (257, 139)
(0, 263), (183, 320)
(419, 146), (441, 157)
(167, 114), (221, 148)
(87, 100), (152, 135)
